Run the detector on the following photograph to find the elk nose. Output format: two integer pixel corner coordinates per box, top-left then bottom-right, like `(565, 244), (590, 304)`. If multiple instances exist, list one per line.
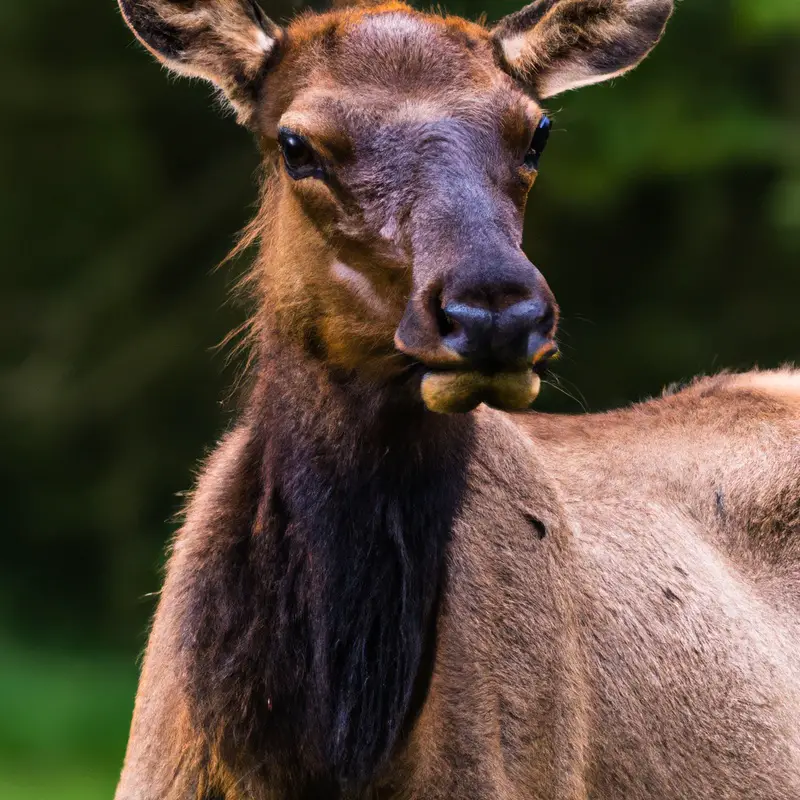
(441, 298), (555, 370)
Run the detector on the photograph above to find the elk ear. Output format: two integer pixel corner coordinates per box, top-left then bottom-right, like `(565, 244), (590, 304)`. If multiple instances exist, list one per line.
(118, 0), (282, 125)
(492, 0), (673, 99)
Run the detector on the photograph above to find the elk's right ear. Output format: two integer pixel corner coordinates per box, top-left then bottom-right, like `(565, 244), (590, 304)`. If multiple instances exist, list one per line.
(118, 0), (282, 125)
(492, 0), (673, 99)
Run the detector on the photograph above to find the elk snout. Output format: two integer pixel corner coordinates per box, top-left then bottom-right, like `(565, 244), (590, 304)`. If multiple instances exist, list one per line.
(441, 297), (555, 370)
(396, 258), (558, 373)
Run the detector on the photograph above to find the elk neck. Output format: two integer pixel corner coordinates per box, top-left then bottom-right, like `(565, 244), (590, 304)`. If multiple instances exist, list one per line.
(186, 218), (476, 793)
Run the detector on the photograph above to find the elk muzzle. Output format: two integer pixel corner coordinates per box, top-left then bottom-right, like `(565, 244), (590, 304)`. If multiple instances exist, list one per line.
(441, 298), (554, 369)
(396, 256), (558, 414)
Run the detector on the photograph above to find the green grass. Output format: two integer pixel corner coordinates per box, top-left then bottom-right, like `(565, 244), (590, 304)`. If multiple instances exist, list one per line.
(0, 768), (121, 800)
(0, 641), (138, 799)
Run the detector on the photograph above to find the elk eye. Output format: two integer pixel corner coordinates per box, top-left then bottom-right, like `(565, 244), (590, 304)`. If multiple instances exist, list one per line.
(524, 116), (551, 172)
(278, 128), (322, 179)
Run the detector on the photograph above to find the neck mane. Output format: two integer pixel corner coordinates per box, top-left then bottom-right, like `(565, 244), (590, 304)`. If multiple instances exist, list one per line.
(184, 300), (475, 793)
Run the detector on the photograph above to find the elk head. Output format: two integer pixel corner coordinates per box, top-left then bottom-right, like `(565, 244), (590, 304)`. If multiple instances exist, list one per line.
(119, 0), (673, 413)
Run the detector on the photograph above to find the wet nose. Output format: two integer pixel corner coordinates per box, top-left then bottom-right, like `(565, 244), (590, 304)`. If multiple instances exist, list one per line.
(441, 297), (555, 370)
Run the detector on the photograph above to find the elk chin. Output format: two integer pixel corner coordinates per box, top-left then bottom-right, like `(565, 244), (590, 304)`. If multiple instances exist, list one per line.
(421, 370), (541, 414)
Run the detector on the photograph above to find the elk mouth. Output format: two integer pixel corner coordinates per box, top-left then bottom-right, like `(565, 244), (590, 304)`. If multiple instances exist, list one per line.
(420, 368), (542, 414)
(416, 344), (557, 414)
(396, 303), (558, 414)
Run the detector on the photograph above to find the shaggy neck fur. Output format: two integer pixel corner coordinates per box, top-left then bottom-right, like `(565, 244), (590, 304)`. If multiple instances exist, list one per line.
(182, 321), (474, 796)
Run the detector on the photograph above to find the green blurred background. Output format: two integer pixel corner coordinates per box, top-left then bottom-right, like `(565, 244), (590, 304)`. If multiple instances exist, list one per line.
(1, 0), (798, 796)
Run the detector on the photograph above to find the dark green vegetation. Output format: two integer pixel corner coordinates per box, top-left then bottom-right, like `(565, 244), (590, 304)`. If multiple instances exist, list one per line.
(1, 0), (797, 796)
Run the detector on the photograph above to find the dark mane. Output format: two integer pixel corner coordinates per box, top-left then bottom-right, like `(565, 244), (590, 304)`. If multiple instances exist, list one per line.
(179, 335), (474, 794)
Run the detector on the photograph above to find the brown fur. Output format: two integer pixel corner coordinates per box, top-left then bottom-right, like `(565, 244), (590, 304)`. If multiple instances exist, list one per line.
(115, 2), (800, 798)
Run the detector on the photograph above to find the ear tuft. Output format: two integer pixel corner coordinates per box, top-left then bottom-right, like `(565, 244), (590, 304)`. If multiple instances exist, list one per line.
(492, 0), (673, 99)
(118, 0), (282, 125)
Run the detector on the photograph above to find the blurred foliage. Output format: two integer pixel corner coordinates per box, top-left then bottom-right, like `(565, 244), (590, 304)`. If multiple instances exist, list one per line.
(0, 0), (798, 795)
(0, 640), (135, 799)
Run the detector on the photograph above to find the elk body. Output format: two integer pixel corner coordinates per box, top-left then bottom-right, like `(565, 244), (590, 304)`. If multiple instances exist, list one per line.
(115, 1), (800, 798)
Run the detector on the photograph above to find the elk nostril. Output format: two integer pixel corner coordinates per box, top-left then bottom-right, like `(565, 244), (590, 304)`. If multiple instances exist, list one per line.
(539, 303), (556, 337)
(499, 299), (540, 332)
(440, 303), (495, 362)
(434, 294), (455, 338)
(443, 304), (495, 336)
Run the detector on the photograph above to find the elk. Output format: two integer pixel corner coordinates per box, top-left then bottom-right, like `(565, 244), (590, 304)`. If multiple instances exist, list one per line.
(115, 1), (800, 798)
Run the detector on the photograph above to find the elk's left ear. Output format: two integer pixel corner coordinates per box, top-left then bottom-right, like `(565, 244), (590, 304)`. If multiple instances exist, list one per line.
(492, 0), (673, 99)
(118, 0), (282, 125)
